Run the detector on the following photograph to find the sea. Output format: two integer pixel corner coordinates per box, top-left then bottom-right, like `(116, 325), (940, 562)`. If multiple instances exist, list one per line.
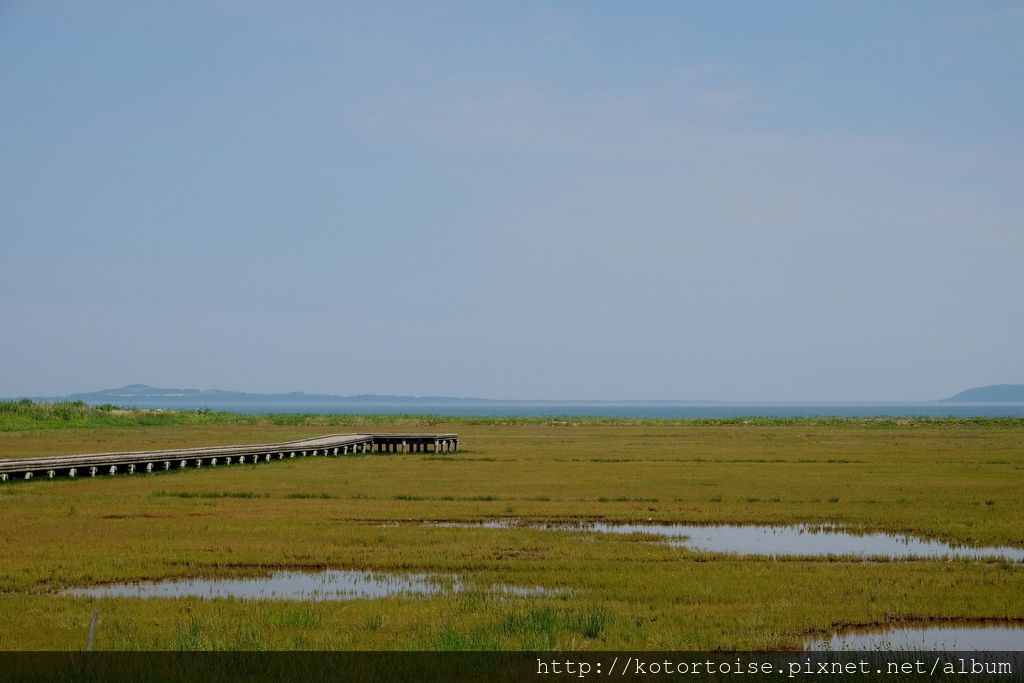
(89, 400), (1024, 418)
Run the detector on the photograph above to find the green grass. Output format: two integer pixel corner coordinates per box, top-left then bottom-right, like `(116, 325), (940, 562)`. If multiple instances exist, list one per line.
(0, 403), (1022, 650)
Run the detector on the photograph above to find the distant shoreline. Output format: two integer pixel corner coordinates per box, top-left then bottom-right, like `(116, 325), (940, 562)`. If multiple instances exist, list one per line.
(5, 398), (1024, 420)
(6, 383), (1022, 418)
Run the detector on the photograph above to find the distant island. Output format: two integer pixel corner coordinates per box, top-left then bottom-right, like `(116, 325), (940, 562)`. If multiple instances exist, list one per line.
(42, 384), (697, 407)
(944, 384), (1024, 402)
(10, 383), (1024, 406)
(55, 384), (495, 405)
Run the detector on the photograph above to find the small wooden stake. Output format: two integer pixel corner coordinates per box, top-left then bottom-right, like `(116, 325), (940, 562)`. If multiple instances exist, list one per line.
(85, 611), (98, 651)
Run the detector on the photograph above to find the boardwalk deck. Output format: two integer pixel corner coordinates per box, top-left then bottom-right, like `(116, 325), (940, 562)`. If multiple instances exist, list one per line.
(0, 433), (458, 482)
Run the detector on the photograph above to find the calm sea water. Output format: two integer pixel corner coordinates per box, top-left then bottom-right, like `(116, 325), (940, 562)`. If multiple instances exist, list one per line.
(86, 400), (1024, 418)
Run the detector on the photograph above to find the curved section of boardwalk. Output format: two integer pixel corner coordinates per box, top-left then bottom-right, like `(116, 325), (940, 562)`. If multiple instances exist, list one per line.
(0, 433), (458, 482)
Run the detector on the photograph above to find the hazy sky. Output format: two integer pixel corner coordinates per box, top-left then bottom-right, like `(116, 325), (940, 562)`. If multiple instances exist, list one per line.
(2, 2), (1021, 400)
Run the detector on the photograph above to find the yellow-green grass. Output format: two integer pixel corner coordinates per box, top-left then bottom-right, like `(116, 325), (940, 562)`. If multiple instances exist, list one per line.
(0, 417), (1022, 650)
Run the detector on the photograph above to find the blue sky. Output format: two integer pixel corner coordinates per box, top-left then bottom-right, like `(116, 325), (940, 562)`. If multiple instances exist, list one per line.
(1, 1), (1021, 400)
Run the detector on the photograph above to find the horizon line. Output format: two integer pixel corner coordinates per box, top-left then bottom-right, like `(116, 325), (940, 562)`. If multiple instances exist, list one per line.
(6, 382), (1023, 404)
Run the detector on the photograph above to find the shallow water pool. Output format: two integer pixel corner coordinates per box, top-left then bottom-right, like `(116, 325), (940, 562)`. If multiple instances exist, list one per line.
(805, 622), (1024, 651)
(63, 569), (552, 601)
(431, 520), (1024, 561)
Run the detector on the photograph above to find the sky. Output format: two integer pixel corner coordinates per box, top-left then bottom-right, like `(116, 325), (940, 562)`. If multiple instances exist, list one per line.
(1, 1), (1022, 401)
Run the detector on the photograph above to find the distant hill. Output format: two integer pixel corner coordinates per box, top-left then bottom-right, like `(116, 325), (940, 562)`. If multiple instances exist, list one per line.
(57, 384), (487, 405)
(14, 383), (1024, 410)
(22, 385), (719, 408)
(944, 385), (1024, 402)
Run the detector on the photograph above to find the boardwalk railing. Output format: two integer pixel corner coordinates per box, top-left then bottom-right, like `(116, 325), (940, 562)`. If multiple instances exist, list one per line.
(0, 433), (458, 482)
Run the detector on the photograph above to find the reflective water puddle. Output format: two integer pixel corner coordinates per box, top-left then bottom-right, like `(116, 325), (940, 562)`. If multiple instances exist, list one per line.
(430, 521), (1024, 561)
(63, 569), (551, 601)
(806, 622), (1024, 651)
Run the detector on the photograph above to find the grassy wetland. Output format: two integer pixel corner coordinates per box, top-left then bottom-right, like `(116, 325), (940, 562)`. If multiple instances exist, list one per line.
(0, 401), (1022, 650)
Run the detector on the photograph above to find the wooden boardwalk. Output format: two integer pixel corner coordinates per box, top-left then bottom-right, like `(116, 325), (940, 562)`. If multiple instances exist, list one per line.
(0, 433), (458, 482)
